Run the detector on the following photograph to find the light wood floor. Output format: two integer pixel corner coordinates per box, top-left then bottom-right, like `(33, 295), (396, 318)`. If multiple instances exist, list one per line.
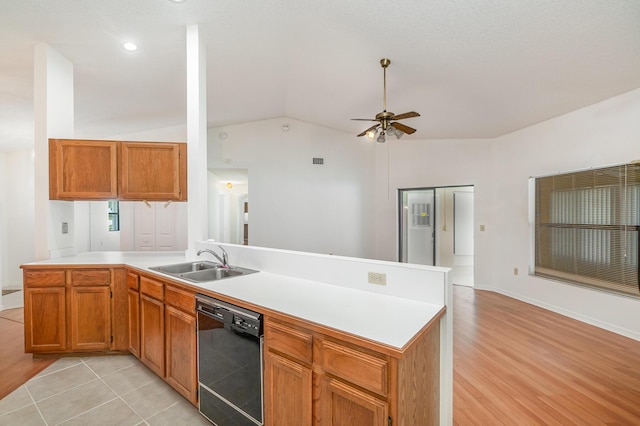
(0, 308), (55, 400)
(2, 287), (640, 424)
(453, 285), (640, 425)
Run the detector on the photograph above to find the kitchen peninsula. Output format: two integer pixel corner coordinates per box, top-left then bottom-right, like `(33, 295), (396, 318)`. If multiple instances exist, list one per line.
(21, 242), (452, 426)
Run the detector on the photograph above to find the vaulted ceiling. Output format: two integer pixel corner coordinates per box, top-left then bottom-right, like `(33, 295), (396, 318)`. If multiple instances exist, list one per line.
(1, 0), (639, 152)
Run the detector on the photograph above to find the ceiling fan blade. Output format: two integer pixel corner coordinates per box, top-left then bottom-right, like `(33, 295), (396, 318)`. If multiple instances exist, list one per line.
(392, 122), (417, 135)
(357, 124), (380, 137)
(391, 111), (420, 120)
(351, 118), (378, 122)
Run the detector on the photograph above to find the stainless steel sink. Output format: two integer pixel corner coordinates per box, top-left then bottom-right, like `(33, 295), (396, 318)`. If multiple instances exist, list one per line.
(149, 261), (258, 283)
(150, 261), (220, 275)
(180, 267), (257, 283)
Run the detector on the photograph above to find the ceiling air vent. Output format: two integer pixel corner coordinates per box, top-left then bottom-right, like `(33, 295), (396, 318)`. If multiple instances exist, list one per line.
(312, 157), (324, 165)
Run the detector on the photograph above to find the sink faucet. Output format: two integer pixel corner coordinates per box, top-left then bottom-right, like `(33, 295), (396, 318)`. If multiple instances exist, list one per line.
(197, 246), (229, 268)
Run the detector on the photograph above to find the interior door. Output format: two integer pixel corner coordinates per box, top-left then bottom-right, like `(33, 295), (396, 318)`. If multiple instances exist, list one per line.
(399, 189), (435, 265)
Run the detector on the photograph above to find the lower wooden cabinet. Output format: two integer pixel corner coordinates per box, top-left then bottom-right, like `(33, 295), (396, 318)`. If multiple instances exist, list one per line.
(265, 317), (391, 426)
(265, 316), (440, 426)
(264, 351), (313, 426)
(165, 305), (197, 404)
(127, 271), (141, 358)
(23, 268), (114, 354)
(319, 376), (388, 426)
(140, 293), (165, 377)
(24, 287), (67, 353)
(132, 271), (197, 405)
(127, 288), (141, 358)
(70, 286), (111, 351)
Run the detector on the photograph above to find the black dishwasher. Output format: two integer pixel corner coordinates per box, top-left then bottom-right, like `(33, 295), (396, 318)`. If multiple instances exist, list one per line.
(196, 294), (263, 426)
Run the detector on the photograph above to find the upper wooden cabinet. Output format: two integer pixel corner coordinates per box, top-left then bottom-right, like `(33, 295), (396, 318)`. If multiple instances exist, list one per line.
(49, 138), (187, 201)
(49, 139), (118, 200)
(119, 142), (187, 201)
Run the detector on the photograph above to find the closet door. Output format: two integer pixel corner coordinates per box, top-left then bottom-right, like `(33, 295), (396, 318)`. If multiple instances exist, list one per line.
(133, 202), (178, 251)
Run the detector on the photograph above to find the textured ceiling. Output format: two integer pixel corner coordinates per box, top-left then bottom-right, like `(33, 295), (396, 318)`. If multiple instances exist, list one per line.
(1, 0), (639, 152)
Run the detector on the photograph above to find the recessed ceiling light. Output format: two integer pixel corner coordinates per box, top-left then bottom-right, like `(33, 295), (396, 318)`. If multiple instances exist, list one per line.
(168, 0), (186, 3)
(123, 42), (138, 52)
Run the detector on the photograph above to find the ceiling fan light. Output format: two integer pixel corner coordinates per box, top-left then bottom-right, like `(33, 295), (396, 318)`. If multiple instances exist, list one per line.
(387, 125), (397, 136)
(377, 132), (386, 143)
(395, 129), (404, 139)
(366, 130), (376, 140)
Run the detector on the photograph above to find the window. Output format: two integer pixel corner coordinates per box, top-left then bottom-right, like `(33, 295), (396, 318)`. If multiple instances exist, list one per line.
(534, 163), (640, 297)
(108, 201), (120, 232)
(412, 202), (431, 227)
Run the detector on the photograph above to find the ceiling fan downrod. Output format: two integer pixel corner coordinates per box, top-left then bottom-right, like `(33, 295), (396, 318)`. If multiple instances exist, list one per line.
(381, 58), (390, 113)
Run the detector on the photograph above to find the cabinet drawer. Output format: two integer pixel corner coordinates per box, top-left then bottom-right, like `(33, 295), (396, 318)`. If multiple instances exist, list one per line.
(24, 270), (66, 287)
(127, 272), (139, 291)
(71, 269), (111, 286)
(140, 276), (164, 301)
(265, 320), (313, 364)
(317, 339), (388, 395)
(165, 285), (194, 313)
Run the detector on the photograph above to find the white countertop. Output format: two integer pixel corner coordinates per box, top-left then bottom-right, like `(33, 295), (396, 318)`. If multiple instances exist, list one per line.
(24, 251), (444, 350)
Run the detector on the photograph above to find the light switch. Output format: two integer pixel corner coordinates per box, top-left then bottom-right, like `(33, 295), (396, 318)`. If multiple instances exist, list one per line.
(480, 224), (485, 231)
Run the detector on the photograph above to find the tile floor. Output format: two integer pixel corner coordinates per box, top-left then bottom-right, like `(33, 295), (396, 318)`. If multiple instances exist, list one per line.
(0, 355), (211, 426)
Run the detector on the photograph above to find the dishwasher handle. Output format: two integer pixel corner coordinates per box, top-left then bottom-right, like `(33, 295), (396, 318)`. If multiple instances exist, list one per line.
(197, 303), (232, 323)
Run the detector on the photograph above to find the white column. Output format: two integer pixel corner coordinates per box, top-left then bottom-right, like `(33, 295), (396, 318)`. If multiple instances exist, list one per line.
(186, 25), (208, 250)
(33, 44), (74, 260)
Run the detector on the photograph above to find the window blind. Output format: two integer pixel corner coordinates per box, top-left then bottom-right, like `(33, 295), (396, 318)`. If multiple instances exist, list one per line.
(534, 163), (640, 297)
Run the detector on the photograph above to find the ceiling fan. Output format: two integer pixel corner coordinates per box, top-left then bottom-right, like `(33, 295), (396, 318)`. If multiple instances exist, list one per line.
(352, 58), (420, 143)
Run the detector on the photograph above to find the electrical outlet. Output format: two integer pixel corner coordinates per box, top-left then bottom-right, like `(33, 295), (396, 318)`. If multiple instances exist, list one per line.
(368, 272), (387, 285)
(62, 222), (68, 234)
(514, 267), (519, 276)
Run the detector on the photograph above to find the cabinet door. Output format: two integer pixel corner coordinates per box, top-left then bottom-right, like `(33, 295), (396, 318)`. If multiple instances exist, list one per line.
(24, 287), (67, 353)
(119, 142), (187, 201)
(264, 351), (312, 426)
(128, 288), (141, 358)
(165, 306), (197, 405)
(318, 376), (388, 426)
(140, 294), (165, 376)
(70, 286), (111, 351)
(49, 139), (118, 200)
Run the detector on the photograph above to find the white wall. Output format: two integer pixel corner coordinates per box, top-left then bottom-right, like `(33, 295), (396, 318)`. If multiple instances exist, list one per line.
(376, 88), (640, 340)
(376, 138), (494, 287)
(4, 150), (35, 288)
(208, 118), (376, 258)
(489, 88), (640, 340)
(34, 45), (75, 260)
(0, 152), (6, 296)
(104, 124), (187, 143)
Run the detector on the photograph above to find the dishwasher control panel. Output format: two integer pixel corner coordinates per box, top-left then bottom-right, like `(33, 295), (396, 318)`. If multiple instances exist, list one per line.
(196, 294), (263, 338)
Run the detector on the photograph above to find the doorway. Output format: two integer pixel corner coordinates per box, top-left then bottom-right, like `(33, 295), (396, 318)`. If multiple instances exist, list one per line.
(210, 168), (249, 245)
(399, 186), (474, 286)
